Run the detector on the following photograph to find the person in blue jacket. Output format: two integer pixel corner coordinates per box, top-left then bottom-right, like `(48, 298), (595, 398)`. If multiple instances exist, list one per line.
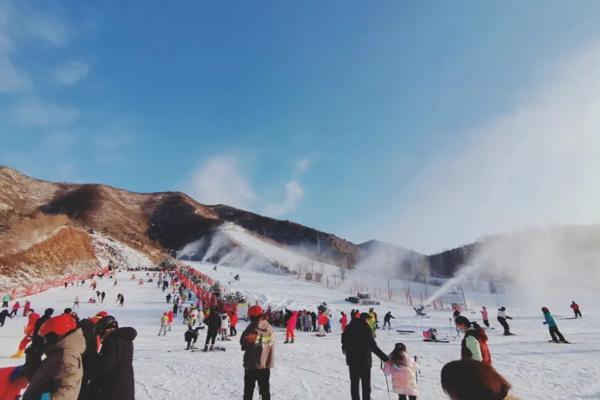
(542, 307), (568, 343)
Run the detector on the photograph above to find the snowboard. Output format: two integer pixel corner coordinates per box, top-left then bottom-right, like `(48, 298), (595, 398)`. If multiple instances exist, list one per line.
(423, 339), (450, 343)
(396, 330), (415, 334)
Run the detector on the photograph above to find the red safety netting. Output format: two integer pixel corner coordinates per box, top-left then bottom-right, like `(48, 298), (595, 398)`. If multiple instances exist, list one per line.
(9, 266), (110, 300)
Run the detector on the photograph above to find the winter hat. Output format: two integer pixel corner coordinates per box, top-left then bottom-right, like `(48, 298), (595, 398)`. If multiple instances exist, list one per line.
(44, 308), (54, 317)
(39, 314), (77, 339)
(541, 307), (549, 313)
(454, 316), (471, 327)
(248, 305), (263, 318)
(499, 307), (506, 311)
(96, 311), (109, 318)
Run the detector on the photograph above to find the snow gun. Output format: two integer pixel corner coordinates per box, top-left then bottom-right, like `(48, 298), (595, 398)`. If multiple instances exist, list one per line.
(413, 304), (426, 317)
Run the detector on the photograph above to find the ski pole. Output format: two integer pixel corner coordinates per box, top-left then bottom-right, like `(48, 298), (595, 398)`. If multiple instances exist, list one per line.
(381, 360), (391, 400)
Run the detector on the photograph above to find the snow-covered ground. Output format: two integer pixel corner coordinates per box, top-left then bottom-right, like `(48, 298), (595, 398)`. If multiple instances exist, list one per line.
(1, 263), (599, 399)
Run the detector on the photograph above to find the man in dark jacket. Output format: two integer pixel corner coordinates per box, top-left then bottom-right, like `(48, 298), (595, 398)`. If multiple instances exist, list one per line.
(0, 308), (10, 327)
(341, 313), (388, 400)
(203, 308), (222, 351)
(96, 316), (137, 400)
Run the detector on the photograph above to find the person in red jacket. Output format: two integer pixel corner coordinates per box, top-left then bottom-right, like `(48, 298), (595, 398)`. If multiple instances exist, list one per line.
(285, 311), (299, 344)
(167, 310), (174, 331)
(340, 312), (348, 332)
(10, 309), (40, 359)
(317, 312), (328, 337)
(455, 316), (492, 365)
(230, 311), (238, 336)
(9, 301), (20, 318)
(22, 300), (31, 317)
(570, 301), (582, 318)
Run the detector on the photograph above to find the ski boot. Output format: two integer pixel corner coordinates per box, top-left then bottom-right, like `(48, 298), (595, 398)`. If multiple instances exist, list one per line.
(284, 340), (289, 344)
(291, 338), (294, 344)
(10, 350), (24, 359)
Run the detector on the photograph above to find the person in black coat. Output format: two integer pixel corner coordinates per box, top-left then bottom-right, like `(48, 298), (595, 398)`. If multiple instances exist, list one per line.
(341, 313), (388, 400)
(0, 308), (10, 327)
(203, 308), (222, 351)
(78, 318), (101, 399)
(96, 316), (137, 400)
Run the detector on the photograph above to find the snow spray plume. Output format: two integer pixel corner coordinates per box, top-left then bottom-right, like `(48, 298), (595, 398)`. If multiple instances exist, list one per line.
(469, 226), (600, 308)
(422, 263), (484, 306)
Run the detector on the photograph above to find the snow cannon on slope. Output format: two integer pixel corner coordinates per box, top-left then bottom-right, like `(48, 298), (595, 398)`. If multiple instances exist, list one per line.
(414, 304), (427, 317)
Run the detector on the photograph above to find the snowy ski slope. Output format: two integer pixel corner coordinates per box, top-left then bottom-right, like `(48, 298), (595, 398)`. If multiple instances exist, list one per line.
(1, 265), (599, 399)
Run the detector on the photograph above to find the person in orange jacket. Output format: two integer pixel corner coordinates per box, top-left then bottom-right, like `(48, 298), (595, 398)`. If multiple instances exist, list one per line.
(10, 309), (40, 359)
(230, 311), (238, 336)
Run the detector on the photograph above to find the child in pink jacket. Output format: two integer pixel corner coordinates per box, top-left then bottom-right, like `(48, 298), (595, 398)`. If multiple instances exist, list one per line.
(383, 343), (419, 400)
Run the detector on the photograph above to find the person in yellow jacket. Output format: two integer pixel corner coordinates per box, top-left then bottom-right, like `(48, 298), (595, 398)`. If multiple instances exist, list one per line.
(367, 308), (377, 337)
(158, 313), (169, 336)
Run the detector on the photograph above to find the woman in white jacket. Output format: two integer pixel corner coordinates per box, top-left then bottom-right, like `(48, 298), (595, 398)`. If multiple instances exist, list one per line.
(383, 343), (419, 400)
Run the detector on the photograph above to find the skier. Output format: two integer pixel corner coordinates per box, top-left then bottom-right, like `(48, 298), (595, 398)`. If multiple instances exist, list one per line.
(9, 301), (20, 317)
(172, 302), (179, 316)
(158, 313), (169, 336)
(285, 310), (298, 344)
(21, 313), (85, 400)
(383, 311), (395, 330)
(183, 307), (190, 324)
(570, 301), (582, 318)
(96, 316), (137, 400)
(481, 306), (490, 328)
(22, 300), (31, 317)
(340, 311), (348, 332)
(441, 360), (517, 400)
(73, 296), (80, 309)
(542, 307), (568, 343)
(166, 293), (172, 303)
(383, 343), (419, 400)
(240, 305), (274, 400)
(203, 308), (222, 351)
(230, 311), (238, 336)
(310, 311), (317, 332)
(2, 293), (10, 308)
(496, 307), (513, 336)
(341, 313), (389, 400)
(118, 293), (125, 307)
(455, 316), (492, 364)
(422, 328), (439, 342)
(101, 291), (106, 303)
(317, 311), (328, 337)
(185, 325), (202, 350)
(0, 308), (10, 327)
(167, 310), (174, 331)
(10, 309), (40, 359)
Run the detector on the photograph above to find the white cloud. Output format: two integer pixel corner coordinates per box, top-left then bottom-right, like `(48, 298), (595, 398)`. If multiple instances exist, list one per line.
(0, 54), (31, 93)
(387, 42), (600, 253)
(264, 179), (305, 217)
(54, 60), (89, 85)
(11, 98), (79, 127)
(188, 155), (256, 209)
(24, 10), (68, 47)
(295, 156), (312, 174)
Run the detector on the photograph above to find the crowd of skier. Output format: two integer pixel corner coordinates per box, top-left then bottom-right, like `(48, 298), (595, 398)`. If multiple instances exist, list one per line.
(1, 273), (136, 400)
(0, 266), (586, 400)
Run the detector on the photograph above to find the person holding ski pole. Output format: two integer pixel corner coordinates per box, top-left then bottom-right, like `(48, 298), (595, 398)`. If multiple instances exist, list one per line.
(542, 307), (569, 343)
(383, 311), (395, 330)
(383, 343), (419, 400)
(496, 307), (513, 336)
(203, 307), (221, 352)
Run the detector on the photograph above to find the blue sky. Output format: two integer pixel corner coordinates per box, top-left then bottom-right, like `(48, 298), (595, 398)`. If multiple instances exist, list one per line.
(3, 1), (600, 253)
